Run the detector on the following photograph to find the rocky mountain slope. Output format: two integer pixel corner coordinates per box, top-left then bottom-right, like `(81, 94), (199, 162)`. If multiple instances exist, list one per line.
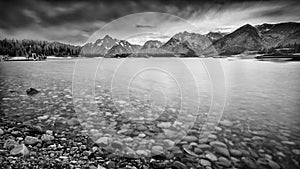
(81, 35), (118, 56)
(206, 32), (227, 42)
(138, 40), (164, 55)
(212, 24), (265, 55)
(141, 40), (162, 50)
(105, 40), (141, 57)
(160, 31), (211, 56)
(159, 37), (196, 56)
(278, 29), (300, 47)
(211, 22), (300, 55)
(257, 22), (300, 47)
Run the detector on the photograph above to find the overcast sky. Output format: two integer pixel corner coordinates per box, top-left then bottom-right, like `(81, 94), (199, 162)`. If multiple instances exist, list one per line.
(0, 0), (299, 45)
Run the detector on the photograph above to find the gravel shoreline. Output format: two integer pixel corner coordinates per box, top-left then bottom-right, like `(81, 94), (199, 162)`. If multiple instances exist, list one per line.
(1, 113), (300, 169)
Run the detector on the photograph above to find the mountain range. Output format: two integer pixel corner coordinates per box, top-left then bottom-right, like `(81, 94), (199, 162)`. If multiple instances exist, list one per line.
(80, 22), (300, 57)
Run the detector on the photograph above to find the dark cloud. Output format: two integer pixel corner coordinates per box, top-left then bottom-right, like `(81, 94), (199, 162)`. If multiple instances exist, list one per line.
(150, 35), (170, 39)
(253, 1), (300, 19)
(0, 0), (299, 45)
(136, 24), (154, 28)
(0, 0), (281, 30)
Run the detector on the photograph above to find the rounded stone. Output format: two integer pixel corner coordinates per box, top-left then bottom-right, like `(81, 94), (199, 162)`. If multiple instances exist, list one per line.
(219, 120), (233, 127)
(242, 157), (257, 169)
(182, 145), (199, 157)
(172, 161), (188, 169)
(197, 144), (212, 150)
(215, 126), (222, 131)
(183, 136), (198, 142)
(83, 150), (92, 157)
(124, 147), (136, 157)
(24, 136), (39, 145)
(200, 159), (211, 166)
(10, 144), (29, 156)
(111, 141), (123, 149)
(107, 161), (116, 168)
(59, 156), (68, 160)
(157, 122), (172, 128)
(137, 125), (148, 131)
(37, 115), (49, 120)
(217, 157), (231, 167)
(206, 153), (218, 161)
(210, 141), (227, 148)
(138, 133), (146, 138)
(96, 137), (109, 146)
(41, 134), (54, 141)
(122, 137), (133, 142)
(257, 158), (269, 166)
(4, 139), (17, 149)
(199, 138), (208, 144)
(194, 148), (203, 154)
(231, 157), (241, 167)
(281, 141), (296, 146)
(265, 154), (272, 160)
(276, 152), (285, 157)
(66, 118), (80, 126)
(45, 130), (53, 135)
(230, 149), (243, 157)
(172, 146), (183, 157)
(164, 139), (175, 147)
(117, 129), (128, 134)
(151, 161), (166, 168)
(292, 149), (300, 155)
(214, 147), (230, 158)
(30, 125), (44, 134)
(208, 134), (217, 140)
(190, 142), (198, 146)
(163, 129), (177, 138)
(136, 150), (149, 156)
(152, 145), (164, 155)
(240, 149), (250, 156)
(105, 112), (112, 116)
(267, 159), (280, 169)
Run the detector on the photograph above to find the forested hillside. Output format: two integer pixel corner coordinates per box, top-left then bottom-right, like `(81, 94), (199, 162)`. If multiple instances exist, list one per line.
(0, 39), (82, 57)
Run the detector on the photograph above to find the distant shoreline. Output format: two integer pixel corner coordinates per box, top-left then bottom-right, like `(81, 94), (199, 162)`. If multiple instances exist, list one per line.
(2, 53), (300, 63)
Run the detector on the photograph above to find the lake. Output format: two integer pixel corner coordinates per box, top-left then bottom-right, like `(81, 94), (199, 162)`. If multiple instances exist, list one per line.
(0, 57), (299, 168)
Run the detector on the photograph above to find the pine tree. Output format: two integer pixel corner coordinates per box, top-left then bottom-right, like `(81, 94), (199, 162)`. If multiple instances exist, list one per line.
(0, 38), (82, 57)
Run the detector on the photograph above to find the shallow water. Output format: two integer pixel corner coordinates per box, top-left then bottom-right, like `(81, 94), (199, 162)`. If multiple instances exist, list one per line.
(2, 58), (298, 123)
(1, 58), (300, 131)
(0, 57), (300, 168)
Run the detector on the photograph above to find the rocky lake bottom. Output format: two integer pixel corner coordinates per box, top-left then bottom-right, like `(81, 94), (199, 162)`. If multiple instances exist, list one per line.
(0, 58), (300, 169)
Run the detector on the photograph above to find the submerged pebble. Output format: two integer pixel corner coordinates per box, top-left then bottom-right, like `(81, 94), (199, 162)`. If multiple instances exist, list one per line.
(10, 144), (29, 156)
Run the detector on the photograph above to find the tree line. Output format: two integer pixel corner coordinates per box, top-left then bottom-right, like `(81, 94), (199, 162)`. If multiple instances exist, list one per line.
(259, 43), (300, 54)
(0, 39), (82, 57)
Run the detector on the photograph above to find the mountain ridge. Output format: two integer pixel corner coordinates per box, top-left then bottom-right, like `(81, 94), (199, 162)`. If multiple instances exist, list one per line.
(106, 40), (142, 57)
(80, 21), (300, 57)
(81, 35), (118, 56)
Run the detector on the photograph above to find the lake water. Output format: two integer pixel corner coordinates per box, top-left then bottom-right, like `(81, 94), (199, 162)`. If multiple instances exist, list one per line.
(0, 57), (300, 168)
(1, 58), (299, 126)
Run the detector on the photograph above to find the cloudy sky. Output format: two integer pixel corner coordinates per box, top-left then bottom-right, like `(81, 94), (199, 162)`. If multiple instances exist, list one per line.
(0, 0), (299, 45)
